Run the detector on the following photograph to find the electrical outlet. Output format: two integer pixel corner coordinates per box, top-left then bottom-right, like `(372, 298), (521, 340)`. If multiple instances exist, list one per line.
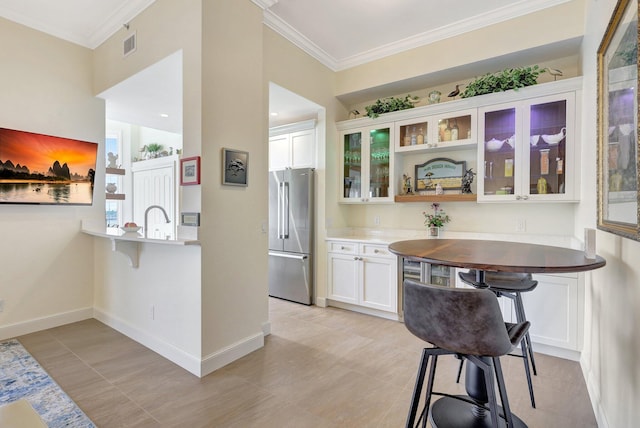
(374, 216), (381, 226)
(516, 218), (526, 232)
(0, 299), (4, 313)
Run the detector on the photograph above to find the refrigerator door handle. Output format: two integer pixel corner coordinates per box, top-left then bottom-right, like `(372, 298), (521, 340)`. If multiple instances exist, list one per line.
(277, 182), (283, 239)
(269, 251), (308, 260)
(283, 181), (290, 239)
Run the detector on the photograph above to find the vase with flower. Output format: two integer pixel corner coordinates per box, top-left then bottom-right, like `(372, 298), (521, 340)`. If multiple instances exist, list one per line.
(423, 203), (451, 238)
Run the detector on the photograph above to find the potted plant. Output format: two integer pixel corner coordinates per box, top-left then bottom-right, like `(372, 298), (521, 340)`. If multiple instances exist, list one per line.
(423, 203), (451, 237)
(460, 65), (545, 98)
(146, 143), (163, 158)
(364, 95), (418, 118)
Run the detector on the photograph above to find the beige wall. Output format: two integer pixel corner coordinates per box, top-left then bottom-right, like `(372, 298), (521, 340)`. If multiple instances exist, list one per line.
(0, 17), (103, 339)
(91, 0), (207, 372)
(199, 0), (268, 356)
(580, 1), (640, 427)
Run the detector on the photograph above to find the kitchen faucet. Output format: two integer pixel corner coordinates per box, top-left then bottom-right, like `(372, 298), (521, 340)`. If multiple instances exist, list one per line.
(144, 205), (170, 238)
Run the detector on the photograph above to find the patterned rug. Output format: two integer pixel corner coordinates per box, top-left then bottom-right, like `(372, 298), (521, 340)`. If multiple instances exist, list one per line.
(0, 339), (95, 427)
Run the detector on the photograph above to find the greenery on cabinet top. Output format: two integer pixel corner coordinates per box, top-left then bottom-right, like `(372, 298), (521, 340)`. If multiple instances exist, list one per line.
(337, 77), (582, 129)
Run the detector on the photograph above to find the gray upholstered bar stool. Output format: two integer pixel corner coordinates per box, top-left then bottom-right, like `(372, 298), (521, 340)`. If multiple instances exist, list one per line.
(458, 269), (538, 408)
(403, 279), (530, 428)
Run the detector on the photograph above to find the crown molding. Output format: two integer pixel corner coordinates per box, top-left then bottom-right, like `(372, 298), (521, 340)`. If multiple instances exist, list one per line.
(263, 9), (339, 70)
(88, 0), (156, 49)
(252, 0), (279, 10)
(262, 0), (571, 72)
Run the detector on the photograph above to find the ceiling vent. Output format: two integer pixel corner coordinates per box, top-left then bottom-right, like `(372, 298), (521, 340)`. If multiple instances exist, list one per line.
(123, 32), (137, 57)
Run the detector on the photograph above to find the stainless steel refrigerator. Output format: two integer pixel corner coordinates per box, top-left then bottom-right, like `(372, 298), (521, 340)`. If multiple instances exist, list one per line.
(268, 168), (314, 305)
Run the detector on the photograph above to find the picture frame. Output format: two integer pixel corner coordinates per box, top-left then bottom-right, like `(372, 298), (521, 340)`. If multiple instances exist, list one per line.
(180, 156), (201, 186)
(597, 0), (640, 240)
(222, 148), (248, 187)
(415, 157), (466, 191)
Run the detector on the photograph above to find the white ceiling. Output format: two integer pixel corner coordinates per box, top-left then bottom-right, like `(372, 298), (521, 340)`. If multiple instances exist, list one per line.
(0, 0), (573, 131)
(0, 0), (155, 49)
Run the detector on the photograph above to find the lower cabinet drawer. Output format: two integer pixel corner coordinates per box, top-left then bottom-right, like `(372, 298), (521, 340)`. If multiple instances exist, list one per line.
(328, 241), (357, 254)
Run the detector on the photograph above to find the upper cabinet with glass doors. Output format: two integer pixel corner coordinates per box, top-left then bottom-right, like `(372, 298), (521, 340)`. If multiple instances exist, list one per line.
(395, 109), (476, 153)
(477, 92), (577, 202)
(339, 125), (394, 203)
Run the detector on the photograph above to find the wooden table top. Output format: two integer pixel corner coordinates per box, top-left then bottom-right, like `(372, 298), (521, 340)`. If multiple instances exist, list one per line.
(389, 239), (606, 274)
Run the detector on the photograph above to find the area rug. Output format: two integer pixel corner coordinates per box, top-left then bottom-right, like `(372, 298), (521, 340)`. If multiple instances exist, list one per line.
(0, 339), (95, 427)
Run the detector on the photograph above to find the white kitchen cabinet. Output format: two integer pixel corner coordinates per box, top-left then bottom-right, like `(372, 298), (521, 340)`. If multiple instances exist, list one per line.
(455, 269), (582, 356)
(327, 241), (398, 314)
(335, 77), (582, 205)
(525, 273), (581, 352)
(338, 124), (395, 203)
(269, 120), (316, 171)
(395, 109), (476, 153)
(477, 91), (578, 202)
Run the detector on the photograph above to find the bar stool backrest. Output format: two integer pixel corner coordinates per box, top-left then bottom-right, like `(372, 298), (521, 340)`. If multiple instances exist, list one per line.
(403, 279), (513, 357)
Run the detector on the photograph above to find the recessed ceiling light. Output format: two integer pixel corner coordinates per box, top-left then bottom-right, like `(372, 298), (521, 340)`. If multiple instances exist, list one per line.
(270, 112), (279, 117)
(159, 113), (169, 118)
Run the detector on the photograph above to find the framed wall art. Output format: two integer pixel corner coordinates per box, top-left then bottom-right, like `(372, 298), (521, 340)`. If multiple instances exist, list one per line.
(180, 156), (201, 186)
(597, 0), (640, 240)
(222, 148), (248, 186)
(414, 157), (466, 191)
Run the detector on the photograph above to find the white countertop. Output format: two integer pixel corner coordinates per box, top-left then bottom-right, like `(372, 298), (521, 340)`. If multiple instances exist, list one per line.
(81, 223), (200, 246)
(326, 228), (583, 250)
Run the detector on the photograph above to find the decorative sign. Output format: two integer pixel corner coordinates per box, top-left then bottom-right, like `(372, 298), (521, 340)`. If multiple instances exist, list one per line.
(415, 157), (467, 191)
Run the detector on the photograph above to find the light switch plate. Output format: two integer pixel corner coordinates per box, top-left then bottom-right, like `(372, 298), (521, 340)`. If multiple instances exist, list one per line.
(180, 212), (200, 227)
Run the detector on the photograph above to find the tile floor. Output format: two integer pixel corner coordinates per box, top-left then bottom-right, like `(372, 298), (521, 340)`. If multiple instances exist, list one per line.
(16, 298), (597, 427)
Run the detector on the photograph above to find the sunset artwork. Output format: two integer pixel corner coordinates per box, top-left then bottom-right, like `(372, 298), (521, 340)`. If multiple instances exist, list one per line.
(0, 127), (98, 205)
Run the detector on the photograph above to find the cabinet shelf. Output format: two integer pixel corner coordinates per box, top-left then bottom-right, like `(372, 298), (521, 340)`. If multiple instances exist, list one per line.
(106, 167), (125, 175)
(394, 193), (477, 203)
(106, 193), (125, 200)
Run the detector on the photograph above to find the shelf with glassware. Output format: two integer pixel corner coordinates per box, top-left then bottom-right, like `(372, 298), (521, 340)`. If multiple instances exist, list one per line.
(105, 167), (125, 200)
(395, 109), (476, 154)
(339, 124), (395, 203)
(477, 91), (578, 203)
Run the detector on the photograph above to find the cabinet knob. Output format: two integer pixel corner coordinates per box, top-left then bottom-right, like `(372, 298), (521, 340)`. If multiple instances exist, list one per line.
(374, 249), (380, 254)
(341, 246), (347, 250)
(522, 195), (529, 200)
(516, 195), (522, 200)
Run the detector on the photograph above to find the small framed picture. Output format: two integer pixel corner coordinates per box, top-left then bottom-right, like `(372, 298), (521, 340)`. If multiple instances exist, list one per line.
(222, 148), (248, 186)
(180, 156), (201, 186)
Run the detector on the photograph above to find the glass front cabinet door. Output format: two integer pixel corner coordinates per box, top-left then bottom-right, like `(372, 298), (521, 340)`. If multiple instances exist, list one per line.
(478, 93), (577, 202)
(340, 125), (394, 203)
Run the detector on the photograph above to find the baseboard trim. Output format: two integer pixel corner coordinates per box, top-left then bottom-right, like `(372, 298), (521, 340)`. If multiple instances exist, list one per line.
(530, 342), (580, 361)
(315, 297), (327, 307)
(581, 356), (610, 428)
(0, 308), (93, 341)
(327, 300), (400, 321)
(262, 321), (271, 336)
(93, 308), (202, 377)
(200, 332), (264, 377)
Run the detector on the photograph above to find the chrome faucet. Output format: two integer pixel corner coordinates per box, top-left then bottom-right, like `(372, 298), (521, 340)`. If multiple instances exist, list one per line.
(144, 205), (170, 238)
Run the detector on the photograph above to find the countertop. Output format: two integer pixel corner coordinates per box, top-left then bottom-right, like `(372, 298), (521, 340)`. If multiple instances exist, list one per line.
(326, 228), (583, 250)
(81, 223), (200, 246)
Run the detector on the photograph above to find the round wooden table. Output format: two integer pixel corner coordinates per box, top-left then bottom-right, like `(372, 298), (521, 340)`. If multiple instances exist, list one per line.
(389, 239), (606, 428)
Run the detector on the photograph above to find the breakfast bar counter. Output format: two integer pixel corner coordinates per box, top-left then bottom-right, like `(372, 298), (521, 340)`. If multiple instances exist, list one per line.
(81, 223), (199, 268)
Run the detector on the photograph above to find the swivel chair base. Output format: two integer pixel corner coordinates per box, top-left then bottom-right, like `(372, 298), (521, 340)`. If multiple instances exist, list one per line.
(430, 396), (527, 428)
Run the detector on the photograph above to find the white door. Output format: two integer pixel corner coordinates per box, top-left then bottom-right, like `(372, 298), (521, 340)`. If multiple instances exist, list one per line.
(132, 158), (176, 239)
